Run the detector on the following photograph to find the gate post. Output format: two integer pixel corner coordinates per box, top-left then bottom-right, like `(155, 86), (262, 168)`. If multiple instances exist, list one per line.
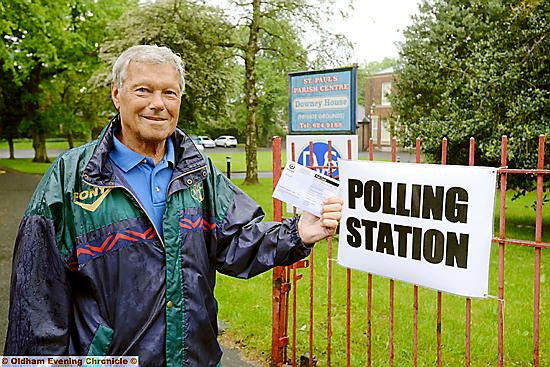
(271, 136), (289, 366)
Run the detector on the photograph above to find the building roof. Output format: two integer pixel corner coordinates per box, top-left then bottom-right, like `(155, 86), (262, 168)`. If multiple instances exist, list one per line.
(373, 66), (395, 75)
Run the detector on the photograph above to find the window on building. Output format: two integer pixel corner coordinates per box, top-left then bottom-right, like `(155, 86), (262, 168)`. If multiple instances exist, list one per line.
(381, 82), (392, 106)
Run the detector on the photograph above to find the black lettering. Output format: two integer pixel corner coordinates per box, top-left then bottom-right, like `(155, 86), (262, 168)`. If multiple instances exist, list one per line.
(376, 222), (394, 255)
(348, 179), (363, 209)
(394, 224), (412, 257)
(412, 227), (422, 260)
(446, 232), (469, 268)
(422, 186), (444, 220)
(382, 182), (395, 214)
(361, 219), (377, 251)
(411, 184), (422, 217)
(396, 183), (410, 216)
(423, 229), (444, 264)
(445, 187), (468, 223)
(364, 180), (381, 212)
(346, 217), (361, 248)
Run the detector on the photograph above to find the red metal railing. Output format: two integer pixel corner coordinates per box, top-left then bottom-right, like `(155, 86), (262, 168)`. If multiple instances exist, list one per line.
(271, 134), (548, 366)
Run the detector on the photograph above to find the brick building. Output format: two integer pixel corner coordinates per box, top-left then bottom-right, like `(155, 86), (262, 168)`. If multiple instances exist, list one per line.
(357, 67), (397, 151)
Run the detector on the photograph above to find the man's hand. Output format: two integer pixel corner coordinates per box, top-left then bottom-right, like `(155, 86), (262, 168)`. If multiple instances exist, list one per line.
(298, 196), (343, 245)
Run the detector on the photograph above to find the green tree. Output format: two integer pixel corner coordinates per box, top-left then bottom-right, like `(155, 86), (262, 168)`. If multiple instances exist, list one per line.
(393, 0), (549, 191)
(210, 0), (354, 184)
(99, 0), (238, 134)
(0, 64), (23, 159)
(0, 0), (135, 161)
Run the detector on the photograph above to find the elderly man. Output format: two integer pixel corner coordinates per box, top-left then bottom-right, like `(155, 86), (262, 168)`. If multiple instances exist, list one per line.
(4, 45), (342, 366)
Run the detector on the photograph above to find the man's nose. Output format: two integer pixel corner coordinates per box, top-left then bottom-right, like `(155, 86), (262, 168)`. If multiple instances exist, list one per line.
(149, 91), (165, 110)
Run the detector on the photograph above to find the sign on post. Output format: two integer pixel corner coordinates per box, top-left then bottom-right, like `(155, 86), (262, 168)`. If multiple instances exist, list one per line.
(288, 67), (357, 135)
(337, 160), (497, 298)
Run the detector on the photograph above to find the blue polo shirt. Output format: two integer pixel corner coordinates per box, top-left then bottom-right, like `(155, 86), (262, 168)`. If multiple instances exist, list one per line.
(109, 136), (175, 237)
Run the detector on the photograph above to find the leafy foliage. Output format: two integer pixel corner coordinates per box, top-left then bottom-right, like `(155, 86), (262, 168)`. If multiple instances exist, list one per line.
(99, 0), (238, 133)
(208, 0), (354, 183)
(393, 0), (549, 191)
(0, 0), (135, 159)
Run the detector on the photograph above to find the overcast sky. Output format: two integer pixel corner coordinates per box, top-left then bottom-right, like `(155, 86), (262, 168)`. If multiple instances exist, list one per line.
(336, 0), (422, 63)
(202, 0), (423, 63)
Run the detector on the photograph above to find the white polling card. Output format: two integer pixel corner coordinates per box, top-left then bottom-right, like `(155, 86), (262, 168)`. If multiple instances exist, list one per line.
(272, 161), (340, 217)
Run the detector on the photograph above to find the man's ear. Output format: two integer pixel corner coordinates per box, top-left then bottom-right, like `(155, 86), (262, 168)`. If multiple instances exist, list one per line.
(111, 81), (120, 110)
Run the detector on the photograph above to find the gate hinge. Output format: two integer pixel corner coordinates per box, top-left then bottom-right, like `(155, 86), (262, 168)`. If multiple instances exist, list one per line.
(278, 335), (289, 346)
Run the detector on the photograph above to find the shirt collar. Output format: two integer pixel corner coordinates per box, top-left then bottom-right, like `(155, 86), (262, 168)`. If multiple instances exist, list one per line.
(109, 135), (175, 173)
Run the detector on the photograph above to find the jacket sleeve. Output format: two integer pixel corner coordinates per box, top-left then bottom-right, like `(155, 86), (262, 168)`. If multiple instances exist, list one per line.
(3, 176), (72, 354)
(208, 164), (311, 279)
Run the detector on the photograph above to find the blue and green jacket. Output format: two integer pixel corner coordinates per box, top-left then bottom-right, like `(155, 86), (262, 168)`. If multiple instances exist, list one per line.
(4, 115), (311, 366)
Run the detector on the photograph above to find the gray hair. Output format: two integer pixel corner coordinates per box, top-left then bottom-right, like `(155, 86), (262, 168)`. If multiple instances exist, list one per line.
(112, 45), (185, 94)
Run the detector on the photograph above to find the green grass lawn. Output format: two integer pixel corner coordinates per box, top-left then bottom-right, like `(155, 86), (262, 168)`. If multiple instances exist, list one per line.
(206, 150), (284, 172)
(0, 139), (87, 151)
(0, 150), (548, 366)
(218, 180), (549, 366)
(0, 139), (278, 172)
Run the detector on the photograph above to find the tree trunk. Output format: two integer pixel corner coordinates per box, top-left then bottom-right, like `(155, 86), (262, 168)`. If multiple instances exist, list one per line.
(32, 130), (50, 163)
(26, 63), (50, 163)
(8, 138), (15, 159)
(243, 0), (261, 185)
(67, 131), (74, 149)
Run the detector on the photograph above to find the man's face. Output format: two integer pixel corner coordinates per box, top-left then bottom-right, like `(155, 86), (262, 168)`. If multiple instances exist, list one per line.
(111, 61), (181, 151)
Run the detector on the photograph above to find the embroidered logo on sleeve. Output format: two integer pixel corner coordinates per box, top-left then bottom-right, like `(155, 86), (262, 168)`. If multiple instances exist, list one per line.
(73, 187), (112, 212)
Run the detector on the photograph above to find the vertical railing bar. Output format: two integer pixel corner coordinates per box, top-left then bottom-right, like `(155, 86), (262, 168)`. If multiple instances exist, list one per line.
(369, 137), (374, 161)
(367, 274), (373, 367)
(415, 137), (421, 164)
(347, 269), (352, 367)
(413, 284), (419, 367)
(292, 264), (297, 367)
(291, 142), (297, 367)
(437, 137), (447, 367)
(389, 280), (395, 367)
(283, 266), (290, 363)
(389, 137), (397, 367)
(465, 137), (475, 367)
(327, 237), (333, 367)
(271, 136), (284, 366)
(532, 135), (545, 367)
(308, 141), (315, 367)
(346, 139), (353, 367)
(498, 135), (507, 367)
(367, 138), (374, 367)
(413, 137), (421, 367)
(327, 140), (334, 367)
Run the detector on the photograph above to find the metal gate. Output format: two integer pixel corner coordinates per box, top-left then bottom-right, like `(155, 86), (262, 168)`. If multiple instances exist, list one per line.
(271, 135), (548, 366)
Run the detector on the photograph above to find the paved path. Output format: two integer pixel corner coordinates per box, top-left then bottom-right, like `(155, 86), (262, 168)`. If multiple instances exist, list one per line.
(0, 169), (258, 366)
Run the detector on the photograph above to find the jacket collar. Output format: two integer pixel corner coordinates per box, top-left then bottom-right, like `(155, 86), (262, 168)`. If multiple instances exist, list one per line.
(83, 114), (208, 191)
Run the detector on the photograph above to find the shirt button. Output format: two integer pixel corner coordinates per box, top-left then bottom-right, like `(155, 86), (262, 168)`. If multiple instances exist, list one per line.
(142, 159), (147, 164)
(167, 300), (173, 309)
(155, 186), (160, 192)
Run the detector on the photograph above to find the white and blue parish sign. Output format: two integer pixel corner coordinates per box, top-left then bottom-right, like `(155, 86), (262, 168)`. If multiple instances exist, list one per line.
(288, 66), (357, 134)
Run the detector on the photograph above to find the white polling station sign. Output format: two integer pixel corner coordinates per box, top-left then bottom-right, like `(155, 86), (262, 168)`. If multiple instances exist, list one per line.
(337, 160), (497, 298)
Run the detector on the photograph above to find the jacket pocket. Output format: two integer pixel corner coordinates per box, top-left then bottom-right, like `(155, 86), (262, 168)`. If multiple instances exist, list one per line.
(87, 324), (113, 356)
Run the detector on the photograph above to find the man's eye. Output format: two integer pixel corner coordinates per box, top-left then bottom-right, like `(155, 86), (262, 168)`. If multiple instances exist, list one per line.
(136, 87), (149, 93)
